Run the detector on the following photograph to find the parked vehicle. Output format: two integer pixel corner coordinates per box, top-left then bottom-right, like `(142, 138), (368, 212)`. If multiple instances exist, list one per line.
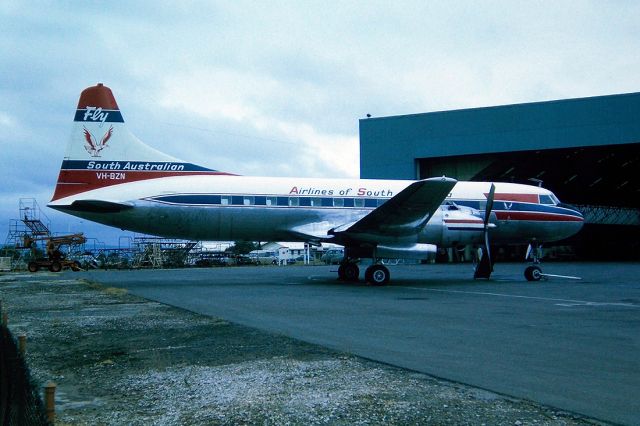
(233, 255), (254, 266)
(248, 250), (278, 265)
(321, 248), (344, 265)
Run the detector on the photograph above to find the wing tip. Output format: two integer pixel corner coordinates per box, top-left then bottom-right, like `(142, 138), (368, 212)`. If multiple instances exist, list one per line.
(422, 175), (457, 184)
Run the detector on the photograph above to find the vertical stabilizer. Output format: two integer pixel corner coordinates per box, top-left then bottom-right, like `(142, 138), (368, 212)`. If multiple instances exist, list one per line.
(51, 83), (231, 201)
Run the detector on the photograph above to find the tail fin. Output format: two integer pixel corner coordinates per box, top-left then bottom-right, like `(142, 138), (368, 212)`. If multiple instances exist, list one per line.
(51, 83), (230, 201)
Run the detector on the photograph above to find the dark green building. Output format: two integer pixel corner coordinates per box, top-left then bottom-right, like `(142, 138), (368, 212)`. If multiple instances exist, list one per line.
(360, 92), (640, 259)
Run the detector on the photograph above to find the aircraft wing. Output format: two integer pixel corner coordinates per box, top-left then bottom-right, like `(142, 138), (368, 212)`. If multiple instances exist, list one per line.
(287, 221), (339, 243)
(337, 177), (456, 237)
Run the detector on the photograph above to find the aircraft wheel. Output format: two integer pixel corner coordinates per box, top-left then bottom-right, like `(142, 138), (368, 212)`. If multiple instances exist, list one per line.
(49, 261), (62, 273)
(525, 265), (542, 281)
(337, 264), (346, 280)
(342, 263), (359, 281)
(365, 265), (390, 286)
(28, 262), (39, 273)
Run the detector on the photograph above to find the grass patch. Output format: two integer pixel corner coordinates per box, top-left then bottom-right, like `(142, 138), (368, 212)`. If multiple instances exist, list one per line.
(79, 279), (128, 296)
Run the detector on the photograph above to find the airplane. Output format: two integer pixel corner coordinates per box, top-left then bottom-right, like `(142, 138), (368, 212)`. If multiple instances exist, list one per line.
(48, 83), (584, 284)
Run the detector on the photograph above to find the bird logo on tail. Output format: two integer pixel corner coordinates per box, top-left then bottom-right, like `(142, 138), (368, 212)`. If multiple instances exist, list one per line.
(83, 125), (113, 157)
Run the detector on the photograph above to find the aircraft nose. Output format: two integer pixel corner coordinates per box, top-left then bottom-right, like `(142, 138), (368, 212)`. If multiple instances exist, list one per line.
(559, 203), (585, 235)
(562, 203), (584, 219)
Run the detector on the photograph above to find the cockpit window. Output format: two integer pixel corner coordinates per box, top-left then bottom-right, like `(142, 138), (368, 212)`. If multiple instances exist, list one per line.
(443, 201), (459, 211)
(539, 194), (557, 205)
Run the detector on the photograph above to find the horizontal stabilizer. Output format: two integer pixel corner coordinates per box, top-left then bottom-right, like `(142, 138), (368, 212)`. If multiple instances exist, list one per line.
(65, 199), (133, 213)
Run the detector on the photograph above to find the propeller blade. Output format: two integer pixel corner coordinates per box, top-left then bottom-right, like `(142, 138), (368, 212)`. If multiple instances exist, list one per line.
(484, 227), (491, 261)
(484, 183), (496, 227)
(475, 183), (496, 279)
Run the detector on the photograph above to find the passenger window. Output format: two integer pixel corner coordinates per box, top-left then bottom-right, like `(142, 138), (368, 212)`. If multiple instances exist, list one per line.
(333, 198), (344, 207)
(354, 199), (365, 208)
(289, 197), (299, 207)
(243, 196), (254, 206)
(221, 196), (231, 205)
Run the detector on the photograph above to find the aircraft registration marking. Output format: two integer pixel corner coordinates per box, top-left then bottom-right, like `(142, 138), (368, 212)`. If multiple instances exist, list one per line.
(96, 172), (126, 180)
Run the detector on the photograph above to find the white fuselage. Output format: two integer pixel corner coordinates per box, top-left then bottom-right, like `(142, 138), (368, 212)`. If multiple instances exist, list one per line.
(50, 175), (584, 247)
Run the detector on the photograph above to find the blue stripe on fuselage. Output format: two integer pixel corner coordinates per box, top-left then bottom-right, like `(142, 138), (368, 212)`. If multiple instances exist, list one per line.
(146, 194), (385, 209)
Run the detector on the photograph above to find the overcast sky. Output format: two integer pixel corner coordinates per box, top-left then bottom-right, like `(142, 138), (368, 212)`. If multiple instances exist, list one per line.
(1, 1), (639, 245)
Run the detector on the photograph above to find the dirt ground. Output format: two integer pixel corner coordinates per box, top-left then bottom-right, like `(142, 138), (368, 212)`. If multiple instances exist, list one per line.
(0, 272), (600, 425)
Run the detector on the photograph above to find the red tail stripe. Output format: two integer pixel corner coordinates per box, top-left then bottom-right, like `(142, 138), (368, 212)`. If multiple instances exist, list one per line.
(51, 170), (234, 201)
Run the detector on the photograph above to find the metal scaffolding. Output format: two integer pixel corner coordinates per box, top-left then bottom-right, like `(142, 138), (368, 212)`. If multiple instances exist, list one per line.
(3, 199), (54, 270)
(131, 237), (199, 269)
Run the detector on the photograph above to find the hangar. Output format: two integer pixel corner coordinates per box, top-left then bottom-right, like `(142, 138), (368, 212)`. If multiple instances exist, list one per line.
(359, 92), (640, 259)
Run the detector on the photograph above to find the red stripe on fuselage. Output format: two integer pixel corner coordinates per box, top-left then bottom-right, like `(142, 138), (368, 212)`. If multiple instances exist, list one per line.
(51, 170), (234, 201)
(495, 211), (583, 222)
(443, 219), (483, 224)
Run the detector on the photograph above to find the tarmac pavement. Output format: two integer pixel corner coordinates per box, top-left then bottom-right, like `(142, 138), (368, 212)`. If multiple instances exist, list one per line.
(83, 262), (640, 425)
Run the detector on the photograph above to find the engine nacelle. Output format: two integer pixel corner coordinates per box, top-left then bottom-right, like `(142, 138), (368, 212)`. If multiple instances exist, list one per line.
(421, 204), (491, 248)
(375, 243), (437, 260)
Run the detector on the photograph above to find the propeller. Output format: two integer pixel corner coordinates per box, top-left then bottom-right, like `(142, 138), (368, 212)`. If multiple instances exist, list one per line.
(474, 183), (496, 279)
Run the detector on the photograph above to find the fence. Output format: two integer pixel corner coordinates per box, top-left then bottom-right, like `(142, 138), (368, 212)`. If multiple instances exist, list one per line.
(0, 325), (49, 425)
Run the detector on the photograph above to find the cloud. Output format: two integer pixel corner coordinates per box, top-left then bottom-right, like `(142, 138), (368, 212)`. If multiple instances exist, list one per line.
(1, 1), (640, 243)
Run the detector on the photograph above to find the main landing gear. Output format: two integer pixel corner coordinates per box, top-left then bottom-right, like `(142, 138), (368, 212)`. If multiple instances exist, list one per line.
(338, 259), (391, 285)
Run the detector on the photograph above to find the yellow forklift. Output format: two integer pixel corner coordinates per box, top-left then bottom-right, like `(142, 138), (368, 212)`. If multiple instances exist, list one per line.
(24, 233), (87, 272)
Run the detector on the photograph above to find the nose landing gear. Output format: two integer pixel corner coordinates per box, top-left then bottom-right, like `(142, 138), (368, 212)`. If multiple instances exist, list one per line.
(525, 243), (543, 281)
(524, 264), (543, 281)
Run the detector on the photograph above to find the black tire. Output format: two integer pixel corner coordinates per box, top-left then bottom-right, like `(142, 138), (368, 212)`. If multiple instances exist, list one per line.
(28, 262), (39, 273)
(343, 263), (359, 282)
(272, 259), (278, 265)
(49, 261), (62, 273)
(365, 265), (390, 286)
(525, 265), (542, 281)
(337, 264), (346, 280)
